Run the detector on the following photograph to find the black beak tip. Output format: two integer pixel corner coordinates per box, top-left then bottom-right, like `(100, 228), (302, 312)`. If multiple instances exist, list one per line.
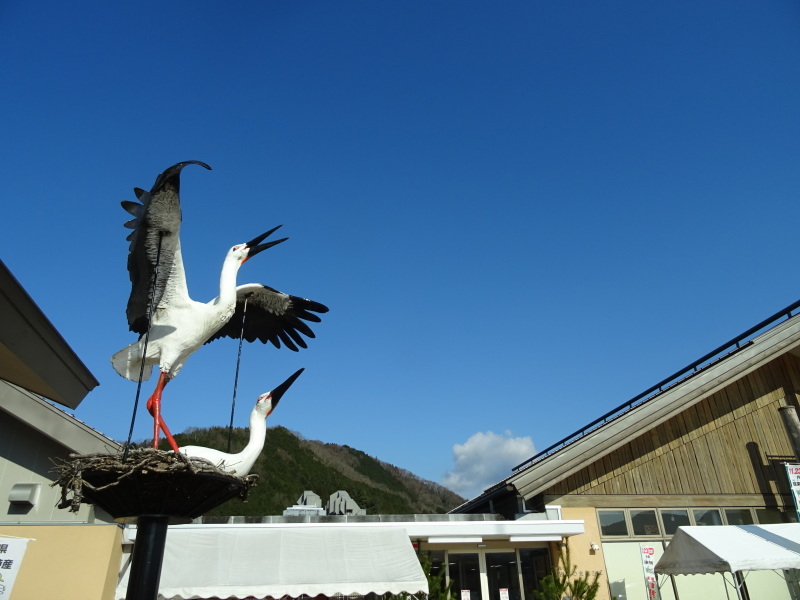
(270, 368), (305, 407)
(246, 237), (288, 261)
(243, 225), (288, 261)
(246, 225), (284, 248)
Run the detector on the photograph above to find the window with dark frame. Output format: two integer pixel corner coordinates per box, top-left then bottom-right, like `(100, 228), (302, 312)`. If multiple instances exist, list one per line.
(630, 509), (660, 536)
(598, 510), (628, 536)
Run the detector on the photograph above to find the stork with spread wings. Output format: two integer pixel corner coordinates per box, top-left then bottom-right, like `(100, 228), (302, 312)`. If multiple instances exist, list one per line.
(112, 161), (327, 452)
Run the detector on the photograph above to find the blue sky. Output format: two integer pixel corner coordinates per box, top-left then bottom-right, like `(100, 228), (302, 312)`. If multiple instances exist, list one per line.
(3, 2), (800, 499)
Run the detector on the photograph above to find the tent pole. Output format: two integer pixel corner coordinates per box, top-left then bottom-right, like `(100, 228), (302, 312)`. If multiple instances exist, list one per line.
(721, 573), (732, 600)
(732, 571), (744, 600)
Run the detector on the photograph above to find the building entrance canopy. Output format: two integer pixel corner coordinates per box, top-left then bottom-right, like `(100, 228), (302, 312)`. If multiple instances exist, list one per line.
(116, 525), (428, 600)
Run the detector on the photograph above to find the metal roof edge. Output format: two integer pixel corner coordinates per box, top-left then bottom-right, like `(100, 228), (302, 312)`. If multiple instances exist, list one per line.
(448, 481), (512, 514)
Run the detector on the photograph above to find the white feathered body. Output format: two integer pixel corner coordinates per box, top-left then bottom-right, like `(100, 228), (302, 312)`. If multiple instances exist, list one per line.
(111, 246), (243, 380)
(112, 237), (326, 382)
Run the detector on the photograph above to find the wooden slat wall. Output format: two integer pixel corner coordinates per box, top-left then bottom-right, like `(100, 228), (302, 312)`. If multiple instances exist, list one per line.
(545, 353), (800, 497)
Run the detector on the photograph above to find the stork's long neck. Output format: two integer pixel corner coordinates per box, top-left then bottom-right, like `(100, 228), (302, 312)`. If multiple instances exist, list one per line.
(218, 256), (243, 307)
(247, 408), (268, 452)
(231, 406), (269, 475)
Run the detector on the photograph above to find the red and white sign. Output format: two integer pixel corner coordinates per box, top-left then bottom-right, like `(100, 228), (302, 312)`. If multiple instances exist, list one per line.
(640, 544), (659, 600)
(786, 464), (800, 523)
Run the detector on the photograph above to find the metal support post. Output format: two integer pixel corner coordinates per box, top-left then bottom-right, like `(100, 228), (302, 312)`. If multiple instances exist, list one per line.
(125, 515), (170, 600)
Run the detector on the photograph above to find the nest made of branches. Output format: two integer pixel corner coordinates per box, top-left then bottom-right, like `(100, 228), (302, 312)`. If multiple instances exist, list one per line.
(51, 448), (257, 520)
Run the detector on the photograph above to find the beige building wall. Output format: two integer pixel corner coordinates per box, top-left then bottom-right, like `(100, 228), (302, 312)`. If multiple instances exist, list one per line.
(561, 506), (610, 600)
(0, 524), (122, 600)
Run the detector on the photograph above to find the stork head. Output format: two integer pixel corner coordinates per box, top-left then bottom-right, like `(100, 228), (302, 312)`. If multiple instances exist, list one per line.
(232, 225), (289, 265)
(254, 368), (305, 417)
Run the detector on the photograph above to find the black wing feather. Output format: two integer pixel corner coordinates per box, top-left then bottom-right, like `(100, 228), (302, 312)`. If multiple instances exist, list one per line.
(206, 284), (328, 351)
(121, 161), (211, 334)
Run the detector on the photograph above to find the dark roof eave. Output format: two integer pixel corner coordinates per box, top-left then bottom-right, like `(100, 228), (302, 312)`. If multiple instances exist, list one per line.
(0, 259), (99, 408)
(449, 480), (515, 514)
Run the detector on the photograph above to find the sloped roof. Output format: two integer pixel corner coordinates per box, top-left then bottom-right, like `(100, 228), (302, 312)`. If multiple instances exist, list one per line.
(454, 301), (800, 511)
(509, 310), (800, 499)
(0, 259), (98, 408)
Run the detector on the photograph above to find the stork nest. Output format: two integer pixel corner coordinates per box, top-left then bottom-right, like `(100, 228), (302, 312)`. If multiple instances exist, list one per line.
(51, 448), (257, 521)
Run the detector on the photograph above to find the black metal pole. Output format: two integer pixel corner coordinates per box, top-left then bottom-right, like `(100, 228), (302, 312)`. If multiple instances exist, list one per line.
(126, 515), (170, 600)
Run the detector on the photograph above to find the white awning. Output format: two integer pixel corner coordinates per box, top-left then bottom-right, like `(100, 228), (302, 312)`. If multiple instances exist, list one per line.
(655, 524), (800, 575)
(116, 525), (429, 600)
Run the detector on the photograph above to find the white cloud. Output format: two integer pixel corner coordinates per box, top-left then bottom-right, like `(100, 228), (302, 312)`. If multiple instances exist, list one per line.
(441, 430), (535, 499)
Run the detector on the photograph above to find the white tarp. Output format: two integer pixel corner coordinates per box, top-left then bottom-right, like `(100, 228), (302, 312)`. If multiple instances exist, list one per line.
(656, 524), (800, 575)
(116, 525), (429, 600)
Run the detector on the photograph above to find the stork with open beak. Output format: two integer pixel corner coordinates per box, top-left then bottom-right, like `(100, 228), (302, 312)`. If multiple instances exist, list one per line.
(179, 368), (304, 476)
(111, 161), (328, 452)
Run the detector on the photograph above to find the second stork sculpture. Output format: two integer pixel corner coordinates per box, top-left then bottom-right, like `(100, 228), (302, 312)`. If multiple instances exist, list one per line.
(112, 161), (328, 453)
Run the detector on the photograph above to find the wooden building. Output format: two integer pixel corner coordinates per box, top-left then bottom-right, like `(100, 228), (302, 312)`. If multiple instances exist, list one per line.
(453, 300), (800, 600)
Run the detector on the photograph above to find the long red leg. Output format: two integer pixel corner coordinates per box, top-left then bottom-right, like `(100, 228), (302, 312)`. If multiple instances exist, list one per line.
(145, 373), (180, 453)
(145, 373), (168, 448)
(146, 398), (179, 452)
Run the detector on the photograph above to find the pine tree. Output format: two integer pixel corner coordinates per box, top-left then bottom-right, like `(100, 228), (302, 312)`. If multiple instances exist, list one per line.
(533, 544), (601, 600)
(419, 552), (455, 600)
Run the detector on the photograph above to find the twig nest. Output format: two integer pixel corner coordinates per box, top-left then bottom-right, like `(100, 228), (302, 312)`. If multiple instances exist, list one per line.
(51, 448), (257, 521)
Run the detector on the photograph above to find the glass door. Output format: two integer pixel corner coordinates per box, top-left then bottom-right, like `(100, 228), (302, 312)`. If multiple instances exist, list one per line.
(518, 548), (550, 600)
(449, 552), (483, 600)
(486, 552), (522, 600)
(448, 549), (526, 600)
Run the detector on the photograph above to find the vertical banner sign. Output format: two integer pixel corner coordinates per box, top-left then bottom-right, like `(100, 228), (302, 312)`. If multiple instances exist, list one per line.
(0, 537), (31, 598)
(785, 464), (800, 523)
(640, 544), (660, 600)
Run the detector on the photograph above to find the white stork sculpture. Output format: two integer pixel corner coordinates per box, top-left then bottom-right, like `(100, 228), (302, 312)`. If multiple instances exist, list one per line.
(112, 161), (327, 452)
(179, 368), (304, 476)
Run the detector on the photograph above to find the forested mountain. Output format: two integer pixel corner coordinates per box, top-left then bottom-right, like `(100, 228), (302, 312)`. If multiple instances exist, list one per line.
(167, 425), (465, 517)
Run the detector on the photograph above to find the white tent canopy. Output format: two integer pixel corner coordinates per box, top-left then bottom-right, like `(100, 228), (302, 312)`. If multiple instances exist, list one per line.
(656, 524), (800, 575)
(117, 525), (429, 600)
